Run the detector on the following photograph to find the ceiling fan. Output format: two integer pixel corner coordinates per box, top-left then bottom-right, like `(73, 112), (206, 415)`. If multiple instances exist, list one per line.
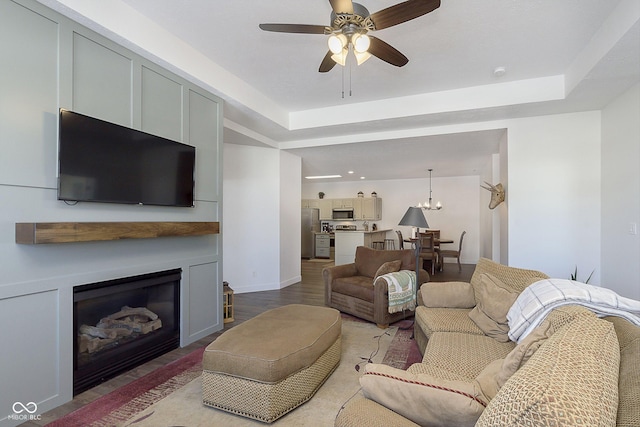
(259, 0), (440, 72)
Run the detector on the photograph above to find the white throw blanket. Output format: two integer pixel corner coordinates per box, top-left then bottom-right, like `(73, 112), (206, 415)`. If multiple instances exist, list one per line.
(508, 278), (640, 343)
(378, 270), (416, 314)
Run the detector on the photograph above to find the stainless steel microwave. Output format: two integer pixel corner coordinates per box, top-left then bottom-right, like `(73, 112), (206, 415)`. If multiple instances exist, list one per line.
(332, 209), (354, 220)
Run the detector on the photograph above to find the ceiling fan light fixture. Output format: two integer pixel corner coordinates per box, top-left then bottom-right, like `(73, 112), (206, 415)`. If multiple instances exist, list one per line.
(331, 49), (348, 66)
(354, 50), (371, 65)
(352, 33), (370, 53)
(328, 34), (347, 54)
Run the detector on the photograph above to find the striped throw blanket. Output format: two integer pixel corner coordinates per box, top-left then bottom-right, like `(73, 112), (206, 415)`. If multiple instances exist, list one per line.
(378, 270), (416, 314)
(508, 278), (640, 343)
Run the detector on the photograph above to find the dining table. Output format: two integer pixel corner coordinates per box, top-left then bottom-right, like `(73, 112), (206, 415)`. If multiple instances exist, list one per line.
(404, 237), (454, 245)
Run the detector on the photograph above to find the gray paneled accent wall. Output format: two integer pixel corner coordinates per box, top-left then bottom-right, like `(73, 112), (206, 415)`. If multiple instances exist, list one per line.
(72, 33), (134, 125)
(0, 1), (223, 425)
(141, 66), (183, 141)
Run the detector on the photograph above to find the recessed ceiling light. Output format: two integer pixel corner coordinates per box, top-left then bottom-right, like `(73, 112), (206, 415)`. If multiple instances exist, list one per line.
(493, 66), (506, 77)
(305, 175), (342, 180)
(360, 176), (365, 180)
(348, 171), (354, 174)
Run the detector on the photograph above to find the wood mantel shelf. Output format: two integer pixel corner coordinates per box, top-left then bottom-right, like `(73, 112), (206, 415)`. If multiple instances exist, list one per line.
(15, 221), (220, 244)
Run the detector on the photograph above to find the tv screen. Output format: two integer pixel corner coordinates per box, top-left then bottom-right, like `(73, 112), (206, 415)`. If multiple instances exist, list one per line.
(58, 109), (195, 207)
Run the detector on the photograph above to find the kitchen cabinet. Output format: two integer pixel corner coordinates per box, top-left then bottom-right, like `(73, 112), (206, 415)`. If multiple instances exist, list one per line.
(301, 199), (320, 209)
(315, 233), (331, 258)
(332, 198), (354, 209)
(363, 197), (382, 220)
(353, 197), (382, 220)
(319, 199), (333, 220)
(334, 229), (390, 265)
(334, 231), (364, 265)
(302, 199), (331, 218)
(304, 197), (382, 220)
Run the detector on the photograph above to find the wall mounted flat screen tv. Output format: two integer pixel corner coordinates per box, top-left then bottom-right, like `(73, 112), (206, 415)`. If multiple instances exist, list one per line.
(58, 109), (195, 207)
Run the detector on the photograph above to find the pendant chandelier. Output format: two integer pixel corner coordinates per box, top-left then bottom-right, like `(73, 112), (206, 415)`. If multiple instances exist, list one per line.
(418, 169), (443, 210)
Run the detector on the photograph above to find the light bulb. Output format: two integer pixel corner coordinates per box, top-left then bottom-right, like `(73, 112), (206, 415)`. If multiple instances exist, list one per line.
(352, 33), (370, 53)
(328, 34), (347, 54)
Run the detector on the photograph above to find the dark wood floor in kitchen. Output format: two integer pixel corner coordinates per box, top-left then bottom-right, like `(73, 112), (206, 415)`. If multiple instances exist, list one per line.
(32, 259), (475, 425)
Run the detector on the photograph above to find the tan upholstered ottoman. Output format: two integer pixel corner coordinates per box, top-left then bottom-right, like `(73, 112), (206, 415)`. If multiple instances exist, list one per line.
(202, 304), (342, 423)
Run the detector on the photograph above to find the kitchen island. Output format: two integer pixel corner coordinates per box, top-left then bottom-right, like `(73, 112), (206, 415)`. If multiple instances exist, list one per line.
(334, 229), (391, 265)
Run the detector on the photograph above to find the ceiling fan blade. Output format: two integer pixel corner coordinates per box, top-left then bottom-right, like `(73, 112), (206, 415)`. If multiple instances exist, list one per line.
(319, 50), (337, 73)
(369, 0), (440, 30)
(368, 36), (409, 67)
(329, 0), (354, 15)
(259, 23), (327, 34)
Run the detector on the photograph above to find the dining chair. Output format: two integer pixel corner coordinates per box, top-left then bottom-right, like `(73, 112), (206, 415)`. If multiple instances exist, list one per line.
(418, 232), (438, 276)
(438, 231), (466, 271)
(426, 229), (441, 269)
(395, 230), (405, 250)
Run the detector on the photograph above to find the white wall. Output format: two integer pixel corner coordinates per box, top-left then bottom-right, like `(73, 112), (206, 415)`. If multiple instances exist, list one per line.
(280, 150), (302, 287)
(302, 176), (481, 265)
(234, 110), (617, 295)
(300, 111), (604, 282)
(507, 111), (602, 281)
(601, 83), (640, 299)
(222, 143), (282, 293)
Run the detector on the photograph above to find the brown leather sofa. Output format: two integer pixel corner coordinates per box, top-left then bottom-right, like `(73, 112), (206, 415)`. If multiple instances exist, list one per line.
(322, 246), (429, 328)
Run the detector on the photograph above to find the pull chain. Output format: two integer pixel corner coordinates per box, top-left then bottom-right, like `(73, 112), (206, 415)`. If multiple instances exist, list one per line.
(341, 62), (345, 98)
(349, 56), (352, 97)
(340, 46), (353, 99)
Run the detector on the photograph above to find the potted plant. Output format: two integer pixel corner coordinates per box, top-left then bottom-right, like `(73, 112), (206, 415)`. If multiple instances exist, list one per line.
(318, 192), (325, 199)
(570, 266), (594, 283)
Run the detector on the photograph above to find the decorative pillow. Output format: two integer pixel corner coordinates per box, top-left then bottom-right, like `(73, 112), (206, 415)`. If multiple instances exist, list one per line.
(373, 260), (402, 281)
(360, 363), (487, 427)
(476, 316), (620, 427)
(421, 281), (476, 308)
(468, 273), (519, 342)
(497, 319), (553, 387)
(474, 358), (504, 401)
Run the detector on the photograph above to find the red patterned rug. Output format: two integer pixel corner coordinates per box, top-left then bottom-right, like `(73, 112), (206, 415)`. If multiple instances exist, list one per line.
(46, 317), (420, 426)
(382, 318), (423, 369)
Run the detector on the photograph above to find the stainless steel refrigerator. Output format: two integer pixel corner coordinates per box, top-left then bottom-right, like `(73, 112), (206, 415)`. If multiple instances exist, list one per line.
(301, 208), (320, 259)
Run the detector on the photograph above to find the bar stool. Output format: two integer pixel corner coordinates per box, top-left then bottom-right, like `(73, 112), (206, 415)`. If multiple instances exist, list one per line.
(384, 239), (395, 250)
(372, 241), (385, 250)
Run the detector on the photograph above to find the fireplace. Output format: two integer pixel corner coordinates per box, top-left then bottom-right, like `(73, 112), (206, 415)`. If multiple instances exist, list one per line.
(73, 269), (181, 395)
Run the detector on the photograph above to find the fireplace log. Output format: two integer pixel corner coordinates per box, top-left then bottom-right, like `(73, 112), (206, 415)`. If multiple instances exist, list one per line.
(139, 318), (162, 334)
(78, 334), (99, 353)
(79, 324), (118, 339)
(90, 337), (116, 353)
(97, 316), (162, 334)
(97, 318), (136, 332)
(108, 306), (159, 321)
(78, 334), (118, 353)
(94, 318), (133, 337)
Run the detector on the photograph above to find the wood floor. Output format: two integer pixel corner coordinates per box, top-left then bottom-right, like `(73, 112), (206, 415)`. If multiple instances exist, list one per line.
(31, 259), (475, 425)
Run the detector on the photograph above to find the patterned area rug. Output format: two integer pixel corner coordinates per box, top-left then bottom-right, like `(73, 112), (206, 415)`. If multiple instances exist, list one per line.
(382, 318), (423, 369)
(46, 316), (421, 427)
